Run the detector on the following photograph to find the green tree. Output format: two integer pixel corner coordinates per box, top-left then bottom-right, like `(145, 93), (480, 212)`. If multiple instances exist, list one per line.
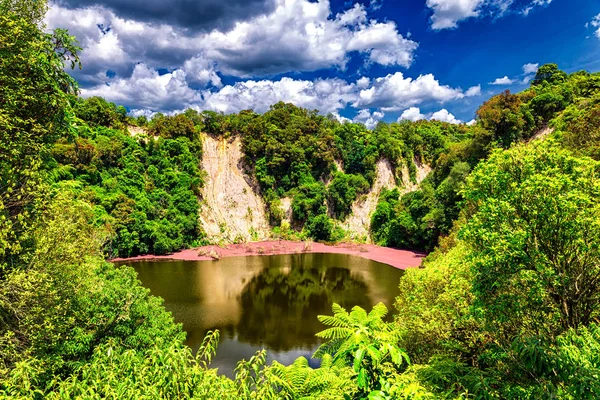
(0, 0), (47, 25)
(461, 142), (600, 337)
(0, 11), (80, 274)
(532, 63), (567, 86)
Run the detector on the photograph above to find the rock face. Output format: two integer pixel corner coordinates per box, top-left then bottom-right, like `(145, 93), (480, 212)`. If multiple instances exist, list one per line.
(341, 158), (431, 241)
(199, 134), (271, 243)
(399, 158), (432, 194)
(197, 134), (431, 243)
(341, 159), (396, 241)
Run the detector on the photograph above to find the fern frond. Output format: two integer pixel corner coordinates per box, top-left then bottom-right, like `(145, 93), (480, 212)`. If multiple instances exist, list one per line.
(313, 338), (343, 359)
(331, 303), (347, 315)
(368, 302), (389, 321)
(350, 306), (368, 325)
(317, 315), (352, 328)
(320, 354), (333, 369)
(315, 327), (353, 340)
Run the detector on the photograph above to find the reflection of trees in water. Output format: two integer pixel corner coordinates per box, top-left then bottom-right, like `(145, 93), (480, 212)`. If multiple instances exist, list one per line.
(236, 266), (371, 352)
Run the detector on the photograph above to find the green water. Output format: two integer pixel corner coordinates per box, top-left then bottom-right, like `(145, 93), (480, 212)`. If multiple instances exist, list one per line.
(123, 253), (404, 375)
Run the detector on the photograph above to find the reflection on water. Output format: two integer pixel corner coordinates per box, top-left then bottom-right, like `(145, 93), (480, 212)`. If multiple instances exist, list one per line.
(123, 253), (404, 376)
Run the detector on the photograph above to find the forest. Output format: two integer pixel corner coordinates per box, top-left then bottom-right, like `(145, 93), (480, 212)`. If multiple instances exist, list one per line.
(2, 0), (600, 398)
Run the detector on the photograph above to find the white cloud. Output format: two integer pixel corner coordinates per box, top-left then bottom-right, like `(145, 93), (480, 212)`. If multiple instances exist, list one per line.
(589, 13), (600, 39)
(521, 62), (538, 84)
(81, 63), (202, 111)
(426, 0), (484, 30)
(466, 119), (476, 126)
(79, 64), (481, 116)
(399, 107), (464, 124)
(354, 109), (385, 129)
(353, 72), (479, 110)
(465, 84), (482, 96)
(201, 0), (418, 76)
(523, 0), (552, 15)
(46, 0), (418, 81)
(183, 56), (222, 88)
(490, 76), (515, 85)
(430, 109), (462, 124)
(356, 76), (371, 89)
(331, 112), (351, 123)
(522, 63), (539, 74)
(398, 107), (426, 121)
(201, 77), (357, 114)
(427, 0), (553, 30)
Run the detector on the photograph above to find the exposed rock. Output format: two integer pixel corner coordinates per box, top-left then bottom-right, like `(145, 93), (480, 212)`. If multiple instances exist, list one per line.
(399, 158), (432, 194)
(199, 134), (271, 243)
(341, 158), (431, 242)
(127, 125), (147, 137)
(528, 125), (554, 142)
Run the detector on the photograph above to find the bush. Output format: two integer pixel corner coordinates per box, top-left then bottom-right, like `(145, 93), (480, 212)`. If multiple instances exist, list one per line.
(306, 214), (334, 241)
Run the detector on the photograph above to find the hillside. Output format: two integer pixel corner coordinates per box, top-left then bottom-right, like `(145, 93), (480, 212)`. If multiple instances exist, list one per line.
(3, 3), (600, 396)
(199, 134), (271, 243)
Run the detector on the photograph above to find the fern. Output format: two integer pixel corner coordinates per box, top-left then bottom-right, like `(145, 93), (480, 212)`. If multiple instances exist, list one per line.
(313, 302), (410, 398)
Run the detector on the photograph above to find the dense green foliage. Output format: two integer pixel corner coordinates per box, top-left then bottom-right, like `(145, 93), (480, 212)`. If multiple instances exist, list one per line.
(0, 9), (79, 274)
(50, 108), (206, 257)
(391, 143), (600, 398)
(4, 2), (600, 397)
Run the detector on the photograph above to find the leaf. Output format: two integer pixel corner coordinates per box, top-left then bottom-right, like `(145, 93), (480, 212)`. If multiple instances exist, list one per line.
(354, 348), (365, 372)
(357, 368), (367, 390)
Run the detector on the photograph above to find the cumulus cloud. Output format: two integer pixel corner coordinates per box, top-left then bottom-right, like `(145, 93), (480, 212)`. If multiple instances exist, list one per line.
(197, 1), (417, 76)
(522, 63), (539, 74)
(398, 107), (426, 121)
(490, 76), (515, 85)
(426, 0), (484, 30)
(354, 109), (385, 129)
(465, 85), (482, 96)
(427, 0), (553, 30)
(183, 56), (222, 88)
(55, 0), (275, 32)
(79, 61), (480, 116)
(353, 72), (480, 111)
(521, 62), (538, 84)
(46, 0), (417, 82)
(589, 13), (600, 39)
(398, 107), (463, 124)
(430, 109), (461, 124)
(81, 63), (202, 111)
(201, 77), (357, 114)
(331, 112), (351, 123)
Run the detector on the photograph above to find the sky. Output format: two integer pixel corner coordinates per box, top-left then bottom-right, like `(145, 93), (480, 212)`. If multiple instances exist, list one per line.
(45, 0), (600, 127)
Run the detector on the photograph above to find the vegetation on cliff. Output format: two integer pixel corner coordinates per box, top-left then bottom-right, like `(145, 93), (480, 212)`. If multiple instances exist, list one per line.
(2, 1), (600, 398)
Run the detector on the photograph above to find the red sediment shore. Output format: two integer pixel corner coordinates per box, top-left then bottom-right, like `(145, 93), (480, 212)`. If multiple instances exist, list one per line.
(112, 240), (426, 270)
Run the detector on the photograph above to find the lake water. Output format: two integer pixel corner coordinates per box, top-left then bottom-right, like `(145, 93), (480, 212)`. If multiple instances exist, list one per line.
(122, 253), (404, 376)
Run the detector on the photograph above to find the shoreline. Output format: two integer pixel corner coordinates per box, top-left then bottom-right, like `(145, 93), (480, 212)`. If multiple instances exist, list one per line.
(112, 240), (426, 270)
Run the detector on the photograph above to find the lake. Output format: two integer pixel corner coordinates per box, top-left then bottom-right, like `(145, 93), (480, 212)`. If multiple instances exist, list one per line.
(122, 253), (404, 376)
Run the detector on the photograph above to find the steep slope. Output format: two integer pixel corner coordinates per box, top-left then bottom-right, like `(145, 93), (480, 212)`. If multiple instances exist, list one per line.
(399, 159), (432, 193)
(342, 159), (431, 241)
(199, 134), (271, 243)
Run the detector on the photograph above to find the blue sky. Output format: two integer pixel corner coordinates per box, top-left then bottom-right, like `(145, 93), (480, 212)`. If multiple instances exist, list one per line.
(46, 0), (600, 126)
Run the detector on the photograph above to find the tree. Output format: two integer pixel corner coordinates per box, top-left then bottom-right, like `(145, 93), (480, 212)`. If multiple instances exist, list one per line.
(328, 173), (369, 219)
(461, 142), (600, 337)
(532, 63), (567, 86)
(0, 0), (47, 25)
(149, 114), (198, 140)
(306, 214), (334, 241)
(476, 90), (534, 147)
(0, 12), (80, 274)
(73, 96), (126, 128)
